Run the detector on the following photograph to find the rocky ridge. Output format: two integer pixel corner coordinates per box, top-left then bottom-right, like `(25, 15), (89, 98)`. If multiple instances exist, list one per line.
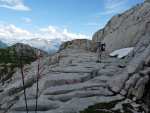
(92, 1), (150, 52)
(0, 48), (129, 113)
(0, 41), (7, 48)
(0, 43), (48, 88)
(0, 1), (150, 113)
(0, 42), (149, 113)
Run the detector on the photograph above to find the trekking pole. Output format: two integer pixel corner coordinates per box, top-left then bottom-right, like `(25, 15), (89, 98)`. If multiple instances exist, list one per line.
(35, 51), (40, 113)
(19, 50), (29, 113)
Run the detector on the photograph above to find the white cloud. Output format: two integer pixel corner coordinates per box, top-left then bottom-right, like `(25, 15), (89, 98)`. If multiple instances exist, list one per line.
(0, 24), (31, 38)
(39, 25), (90, 41)
(0, 24), (33, 44)
(99, 0), (128, 16)
(0, 0), (30, 11)
(0, 24), (89, 45)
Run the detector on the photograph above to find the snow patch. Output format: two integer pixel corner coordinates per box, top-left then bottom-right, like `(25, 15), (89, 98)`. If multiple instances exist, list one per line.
(109, 47), (134, 59)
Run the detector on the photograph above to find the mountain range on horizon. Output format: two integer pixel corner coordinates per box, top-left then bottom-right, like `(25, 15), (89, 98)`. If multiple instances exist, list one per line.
(0, 37), (63, 54)
(0, 40), (7, 48)
(1, 0), (150, 113)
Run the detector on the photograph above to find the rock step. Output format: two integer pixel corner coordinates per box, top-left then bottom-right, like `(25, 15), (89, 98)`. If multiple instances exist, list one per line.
(10, 111), (48, 113)
(51, 63), (100, 73)
(46, 89), (113, 102)
(42, 72), (92, 88)
(43, 82), (106, 95)
(10, 99), (60, 112)
(19, 69), (107, 101)
(39, 69), (101, 90)
(48, 95), (124, 113)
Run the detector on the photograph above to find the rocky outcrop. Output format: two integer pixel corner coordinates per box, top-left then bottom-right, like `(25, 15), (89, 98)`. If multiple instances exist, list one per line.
(0, 1), (150, 113)
(145, 0), (150, 3)
(92, 2), (150, 52)
(0, 41), (7, 48)
(0, 43), (48, 86)
(0, 48), (128, 113)
(12, 43), (48, 57)
(59, 39), (96, 52)
(0, 43), (149, 113)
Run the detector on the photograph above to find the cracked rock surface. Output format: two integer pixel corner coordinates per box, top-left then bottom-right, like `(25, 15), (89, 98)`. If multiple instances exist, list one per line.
(0, 46), (149, 113)
(0, 1), (150, 113)
(0, 48), (127, 113)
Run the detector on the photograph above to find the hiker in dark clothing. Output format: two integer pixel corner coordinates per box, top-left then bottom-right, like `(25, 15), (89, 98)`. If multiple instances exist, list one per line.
(96, 42), (106, 63)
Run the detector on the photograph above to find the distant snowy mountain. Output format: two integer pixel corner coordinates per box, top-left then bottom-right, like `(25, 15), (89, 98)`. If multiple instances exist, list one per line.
(0, 40), (8, 48)
(22, 38), (62, 54)
(0, 37), (62, 53)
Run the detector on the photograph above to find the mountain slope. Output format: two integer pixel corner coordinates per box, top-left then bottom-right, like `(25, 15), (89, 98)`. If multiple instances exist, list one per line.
(92, 2), (150, 52)
(22, 38), (61, 53)
(0, 41), (7, 48)
(11, 43), (48, 59)
(0, 43), (48, 82)
(0, 1), (150, 113)
(0, 37), (62, 53)
(59, 39), (94, 51)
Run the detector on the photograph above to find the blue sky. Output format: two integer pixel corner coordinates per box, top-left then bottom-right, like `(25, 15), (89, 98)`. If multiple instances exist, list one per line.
(0, 0), (144, 42)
